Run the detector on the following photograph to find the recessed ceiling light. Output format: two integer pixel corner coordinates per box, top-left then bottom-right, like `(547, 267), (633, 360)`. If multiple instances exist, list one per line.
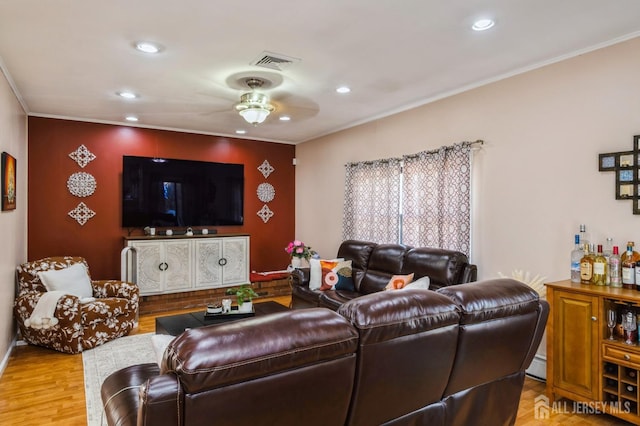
(336, 86), (351, 94)
(235, 130), (247, 135)
(125, 116), (138, 122)
(472, 18), (495, 31)
(117, 91), (138, 99)
(135, 41), (162, 54)
(279, 115), (291, 121)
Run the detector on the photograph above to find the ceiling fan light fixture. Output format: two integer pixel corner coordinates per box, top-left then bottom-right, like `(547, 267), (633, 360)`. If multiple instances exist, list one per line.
(238, 107), (272, 125)
(234, 78), (275, 125)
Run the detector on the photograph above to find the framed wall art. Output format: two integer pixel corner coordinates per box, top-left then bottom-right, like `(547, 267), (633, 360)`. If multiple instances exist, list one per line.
(1, 152), (16, 211)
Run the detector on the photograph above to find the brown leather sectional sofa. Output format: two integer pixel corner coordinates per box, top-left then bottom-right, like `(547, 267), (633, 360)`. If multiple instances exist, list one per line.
(291, 239), (478, 309)
(101, 278), (548, 426)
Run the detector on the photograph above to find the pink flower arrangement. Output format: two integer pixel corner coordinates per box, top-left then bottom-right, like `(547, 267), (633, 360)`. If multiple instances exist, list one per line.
(285, 240), (315, 259)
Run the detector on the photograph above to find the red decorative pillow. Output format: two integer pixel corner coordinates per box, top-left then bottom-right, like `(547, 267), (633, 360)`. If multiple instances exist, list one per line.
(384, 273), (415, 290)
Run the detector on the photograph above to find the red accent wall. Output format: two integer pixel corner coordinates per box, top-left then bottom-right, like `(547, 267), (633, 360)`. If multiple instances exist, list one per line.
(28, 117), (295, 279)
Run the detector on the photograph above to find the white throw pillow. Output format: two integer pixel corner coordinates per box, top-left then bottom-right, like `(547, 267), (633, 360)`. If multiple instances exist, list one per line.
(309, 258), (344, 290)
(151, 334), (175, 367)
(38, 263), (93, 298)
(404, 276), (430, 290)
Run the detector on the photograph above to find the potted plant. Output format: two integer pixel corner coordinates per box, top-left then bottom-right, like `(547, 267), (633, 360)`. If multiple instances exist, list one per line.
(285, 240), (316, 268)
(225, 284), (258, 313)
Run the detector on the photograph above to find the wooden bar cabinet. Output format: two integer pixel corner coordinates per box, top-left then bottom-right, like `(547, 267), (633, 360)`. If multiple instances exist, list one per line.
(546, 279), (640, 424)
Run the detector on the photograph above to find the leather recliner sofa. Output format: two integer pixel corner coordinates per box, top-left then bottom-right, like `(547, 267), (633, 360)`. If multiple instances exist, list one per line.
(101, 278), (548, 426)
(291, 239), (478, 310)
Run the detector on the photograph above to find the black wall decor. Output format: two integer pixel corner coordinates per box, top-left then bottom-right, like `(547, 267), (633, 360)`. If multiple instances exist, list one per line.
(599, 135), (640, 214)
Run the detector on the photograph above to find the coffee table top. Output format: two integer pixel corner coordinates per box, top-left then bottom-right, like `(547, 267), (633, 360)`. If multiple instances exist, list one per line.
(155, 300), (290, 336)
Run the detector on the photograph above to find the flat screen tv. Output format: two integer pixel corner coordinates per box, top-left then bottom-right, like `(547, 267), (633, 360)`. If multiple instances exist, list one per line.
(122, 155), (244, 228)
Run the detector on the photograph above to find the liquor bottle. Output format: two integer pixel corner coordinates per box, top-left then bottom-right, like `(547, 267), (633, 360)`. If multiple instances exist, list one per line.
(627, 384), (636, 393)
(610, 246), (622, 287)
(579, 224), (590, 247)
(604, 237), (614, 285)
(571, 234), (582, 283)
(580, 244), (594, 284)
(592, 245), (608, 286)
(622, 243), (638, 289)
(604, 237), (614, 257)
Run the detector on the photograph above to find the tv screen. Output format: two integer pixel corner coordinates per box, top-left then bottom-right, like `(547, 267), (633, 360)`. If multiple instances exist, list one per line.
(122, 156), (244, 228)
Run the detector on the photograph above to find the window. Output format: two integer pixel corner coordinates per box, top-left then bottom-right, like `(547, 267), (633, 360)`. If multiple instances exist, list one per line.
(343, 142), (472, 255)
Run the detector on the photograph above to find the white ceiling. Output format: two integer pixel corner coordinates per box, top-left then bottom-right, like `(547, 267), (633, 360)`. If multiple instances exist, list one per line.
(1, 1), (639, 144)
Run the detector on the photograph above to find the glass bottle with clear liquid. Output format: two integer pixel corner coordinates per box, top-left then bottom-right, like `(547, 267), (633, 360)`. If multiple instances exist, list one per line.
(570, 234), (582, 283)
(610, 246), (622, 287)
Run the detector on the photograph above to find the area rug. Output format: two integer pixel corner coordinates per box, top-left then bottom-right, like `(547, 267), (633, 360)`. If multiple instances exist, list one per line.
(82, 333), (155, 426)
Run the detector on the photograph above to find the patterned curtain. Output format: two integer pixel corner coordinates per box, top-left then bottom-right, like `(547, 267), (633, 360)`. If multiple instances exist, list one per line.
(402, 142), (471, 254)
(342, 159), (402, 243)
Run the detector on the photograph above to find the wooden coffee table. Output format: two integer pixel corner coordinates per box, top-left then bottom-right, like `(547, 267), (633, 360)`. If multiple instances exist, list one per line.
(155, 300), (290, 336)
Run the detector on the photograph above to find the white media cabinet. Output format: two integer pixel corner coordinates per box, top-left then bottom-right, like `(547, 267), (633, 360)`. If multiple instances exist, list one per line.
(121, 234), (250, 296)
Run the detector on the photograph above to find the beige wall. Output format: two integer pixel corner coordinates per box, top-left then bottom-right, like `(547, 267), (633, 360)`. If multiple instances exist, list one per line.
(0, 66), (27, 371)
(296, 36), (640, 286)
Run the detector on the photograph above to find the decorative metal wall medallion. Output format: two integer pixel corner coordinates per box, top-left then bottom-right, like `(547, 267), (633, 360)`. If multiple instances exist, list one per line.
(257, 160), (275, 178)
(257, 204), (274, 223)
(69, 145), (96, 168)
(67, 172), (97, 197)
(68, 202), (96, 225)
(257, 182), (275, 203)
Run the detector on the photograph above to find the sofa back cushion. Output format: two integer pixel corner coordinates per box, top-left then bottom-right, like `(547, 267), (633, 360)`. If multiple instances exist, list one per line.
(357, 244), (409, 294)
(160, 308), (359, 426)
(163, 308), (358, 391)
(338, 289), (460, 426)
(402, 247), (470, 290)
(337, 240), (376, 289)
(436, 278), (542, 396)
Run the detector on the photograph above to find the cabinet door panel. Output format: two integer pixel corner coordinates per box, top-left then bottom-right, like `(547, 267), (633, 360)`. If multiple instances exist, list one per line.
(164, 241), (192, 291)
(222, 237), (249, 285)
(132, 242), (163, 294)
(194, 239), (223, 288)
(554, 291), (599, 399)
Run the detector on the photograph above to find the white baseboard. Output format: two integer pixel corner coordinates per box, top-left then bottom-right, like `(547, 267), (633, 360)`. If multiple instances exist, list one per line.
(0, 336), (18, 378)
(526, 353), (546, 380)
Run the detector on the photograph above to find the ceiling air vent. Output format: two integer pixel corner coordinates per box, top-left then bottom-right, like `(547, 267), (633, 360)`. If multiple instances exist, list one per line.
(251, 51), (300, 71)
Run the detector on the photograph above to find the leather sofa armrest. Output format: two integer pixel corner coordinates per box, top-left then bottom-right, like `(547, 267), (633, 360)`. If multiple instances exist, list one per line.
(101, 363), (161, 426)
(522, 299), (550, 369)
(461, 264), (478, 283)
(290, 267), (311, 288)
(139, 373), (181, 426)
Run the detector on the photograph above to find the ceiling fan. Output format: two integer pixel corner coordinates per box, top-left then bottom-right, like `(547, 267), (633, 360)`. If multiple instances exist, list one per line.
(234, 78), (275, 125)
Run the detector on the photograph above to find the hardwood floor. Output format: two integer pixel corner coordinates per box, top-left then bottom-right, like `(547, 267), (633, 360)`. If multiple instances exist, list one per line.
(0, 296), (632, 425)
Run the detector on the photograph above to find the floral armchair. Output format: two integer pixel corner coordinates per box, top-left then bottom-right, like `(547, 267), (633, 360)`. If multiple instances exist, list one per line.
(14, 256), (139, 354)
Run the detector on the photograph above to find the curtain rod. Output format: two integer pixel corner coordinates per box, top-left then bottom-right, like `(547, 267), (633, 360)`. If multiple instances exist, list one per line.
(346, 140), (484, 167)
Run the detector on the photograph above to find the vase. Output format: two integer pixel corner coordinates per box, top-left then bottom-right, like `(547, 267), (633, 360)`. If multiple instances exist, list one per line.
(238, 300), (253, 313)
(291, 257), (309, 269)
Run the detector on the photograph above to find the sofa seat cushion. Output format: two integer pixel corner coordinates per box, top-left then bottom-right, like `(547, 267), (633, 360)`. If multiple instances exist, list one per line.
(291, 283), (321, 308)
(81, 297), (131, 323)
(319, 289), (361, 311)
